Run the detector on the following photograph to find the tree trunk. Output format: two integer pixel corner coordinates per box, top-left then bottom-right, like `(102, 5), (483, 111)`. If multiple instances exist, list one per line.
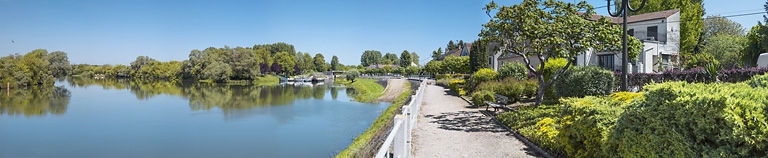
(535, 82), (546, 106)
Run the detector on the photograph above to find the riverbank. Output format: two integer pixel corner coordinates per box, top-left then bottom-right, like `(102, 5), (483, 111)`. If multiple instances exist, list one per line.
(336, 80), (411, 158)
(334, 78), (385, 103)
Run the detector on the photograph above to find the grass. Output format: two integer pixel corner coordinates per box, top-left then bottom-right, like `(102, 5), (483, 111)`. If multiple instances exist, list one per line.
(253, 75), (280, 86)
(335, 78), (385, 103)
(336, 81), (412, 158)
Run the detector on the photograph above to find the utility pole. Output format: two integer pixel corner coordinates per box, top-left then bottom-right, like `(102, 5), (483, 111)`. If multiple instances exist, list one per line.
(608, 0), (646, 91)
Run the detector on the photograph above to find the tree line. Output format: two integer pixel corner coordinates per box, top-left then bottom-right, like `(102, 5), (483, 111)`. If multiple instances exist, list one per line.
(1, 42), (357, 88)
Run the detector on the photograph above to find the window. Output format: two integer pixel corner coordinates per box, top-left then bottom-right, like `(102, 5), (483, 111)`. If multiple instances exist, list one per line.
(662, 54), (669, 64)
(599, 55), (614, 70)
(628, 29), (634, 37)
(647, 26), (658, 41)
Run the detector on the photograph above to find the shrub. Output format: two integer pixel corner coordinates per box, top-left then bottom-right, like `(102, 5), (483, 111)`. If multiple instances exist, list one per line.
(499, 62), (528, 80)
(746, 73), (768, 88)
(554, 66), (615, 98)
(470, 90), (495, 107)
(448, 79), (466, 95)
(436, 78), (450, 87)
(522, 79), (538, 98)
(623, 66), (768, 91)
(496, 105), (562, 151)
(476, 77), (524, 102)
(556, 96), (630, 157)
(468, 68), (499, 91)
(605, 82), (768, 157)
(540, 58), (568, 100)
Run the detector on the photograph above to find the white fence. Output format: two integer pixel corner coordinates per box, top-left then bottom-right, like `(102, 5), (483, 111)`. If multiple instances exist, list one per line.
(375, 80), (426, 158)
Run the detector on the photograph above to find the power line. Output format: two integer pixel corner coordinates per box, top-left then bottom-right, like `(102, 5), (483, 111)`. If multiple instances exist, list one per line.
(664, 11), (767, 24)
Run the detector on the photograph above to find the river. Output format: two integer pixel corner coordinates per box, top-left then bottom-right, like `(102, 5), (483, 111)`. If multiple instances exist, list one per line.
(0, 77), (388, 158)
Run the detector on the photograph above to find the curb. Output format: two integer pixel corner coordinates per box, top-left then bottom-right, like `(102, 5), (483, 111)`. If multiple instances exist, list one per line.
(489, 113), (557, 158)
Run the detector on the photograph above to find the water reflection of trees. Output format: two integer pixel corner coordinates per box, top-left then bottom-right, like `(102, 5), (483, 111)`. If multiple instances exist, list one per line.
(68, 77), (334, 113)
(0, 86), (71, 117)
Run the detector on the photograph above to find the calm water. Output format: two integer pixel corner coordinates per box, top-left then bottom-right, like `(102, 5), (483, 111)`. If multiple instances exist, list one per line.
(0, 78), (387, 158)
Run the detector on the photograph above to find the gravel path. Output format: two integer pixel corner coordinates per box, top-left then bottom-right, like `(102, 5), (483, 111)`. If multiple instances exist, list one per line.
(376, 79), (408, 102)
(411, 83), (542, 158)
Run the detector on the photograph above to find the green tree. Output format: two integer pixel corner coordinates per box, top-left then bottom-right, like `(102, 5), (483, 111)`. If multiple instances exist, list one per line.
(424, 60), (443, 74)
(45, 51), (71, 78)
(360, 50), (382, 67)
(703, 15), (746, 42)
(410, 52), (420, 66)
(469, 39), (489, 73)
(702, 34), (747, 68)
(630, 0), (705, 61)
(482, 0), (639, 105)
(274, 51), (296, 75)
(382, 53), (399, 65)
(331, 55), (340, 71)
(203, 61), (233, 82)
(399, 50), (412, 68)
(314, 53), (326, 72)
(742, 24), (768, 67)
(431, 47), (443, 61)
(443, 56), (469, 74)
(447, 41), (457, 51)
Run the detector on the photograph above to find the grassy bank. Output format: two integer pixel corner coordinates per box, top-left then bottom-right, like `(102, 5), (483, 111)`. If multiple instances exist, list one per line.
(336, 81), (411, 158)
(334, 78), (384, 103)
(253, 75), (280, 86)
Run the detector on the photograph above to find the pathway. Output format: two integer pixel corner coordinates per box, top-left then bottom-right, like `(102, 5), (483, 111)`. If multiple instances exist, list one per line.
(411, 82), (542, 158)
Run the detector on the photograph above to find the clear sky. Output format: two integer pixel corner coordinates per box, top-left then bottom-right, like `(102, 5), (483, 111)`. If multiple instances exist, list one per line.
(1, 0), (765, 66)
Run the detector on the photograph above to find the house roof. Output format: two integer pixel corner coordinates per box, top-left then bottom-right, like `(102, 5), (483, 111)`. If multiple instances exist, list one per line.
(583, 9), (680, 24)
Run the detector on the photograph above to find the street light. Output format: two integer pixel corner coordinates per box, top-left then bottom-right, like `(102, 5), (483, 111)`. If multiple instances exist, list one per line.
(608, 0), (646, 91)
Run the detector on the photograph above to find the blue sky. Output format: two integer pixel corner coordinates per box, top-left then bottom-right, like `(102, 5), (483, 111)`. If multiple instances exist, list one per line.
(0, 0), (765, 66)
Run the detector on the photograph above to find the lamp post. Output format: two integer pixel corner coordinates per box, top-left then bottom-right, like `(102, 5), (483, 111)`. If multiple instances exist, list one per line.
(608, 0), (646, 91)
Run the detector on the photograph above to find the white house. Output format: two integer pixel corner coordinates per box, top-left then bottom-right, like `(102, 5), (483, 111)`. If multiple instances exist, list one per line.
(577, 9), (681, 73)
(488, 9), (681, 74)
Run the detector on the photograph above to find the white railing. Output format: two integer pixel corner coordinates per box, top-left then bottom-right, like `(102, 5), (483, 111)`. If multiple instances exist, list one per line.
(375, 80), (426, 158)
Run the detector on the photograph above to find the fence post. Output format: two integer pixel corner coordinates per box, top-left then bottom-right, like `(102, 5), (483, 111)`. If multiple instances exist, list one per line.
(394, 115), (407, 158)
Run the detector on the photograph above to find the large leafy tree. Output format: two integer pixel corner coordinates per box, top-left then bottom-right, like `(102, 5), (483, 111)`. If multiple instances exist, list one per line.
(410, 52), (420, 66)
(482, 0), (640, 105)
(630, 0), (705, 61)
(382, 53), (399, 65)
(313, 53), (326, 72)
(702, 15), (745, 42)
(702, 34), (746, 68)
(360, 50), (382, 67)
(742, 1), (768, 67)
(399, 50), (412, 68)
(274, 51), (296, 75)
(424, 60), (444, 74)
(330, 55), (340, 71)
(45, 51), (71, 78)
(443, 56), (469, 74)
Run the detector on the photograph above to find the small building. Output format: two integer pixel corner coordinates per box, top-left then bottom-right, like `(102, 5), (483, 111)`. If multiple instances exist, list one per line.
(577, 9), (681, 73)
(487, 9), (681, 74)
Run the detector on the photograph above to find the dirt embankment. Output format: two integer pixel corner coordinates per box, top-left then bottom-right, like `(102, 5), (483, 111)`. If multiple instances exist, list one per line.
(376, 78), (408, 102)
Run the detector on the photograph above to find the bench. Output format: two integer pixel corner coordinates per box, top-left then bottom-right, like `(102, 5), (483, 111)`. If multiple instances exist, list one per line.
(484, 94), (509, 111)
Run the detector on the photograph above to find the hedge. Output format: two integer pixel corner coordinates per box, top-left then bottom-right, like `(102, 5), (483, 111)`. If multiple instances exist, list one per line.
(498, 80), (768, 157)
(606, 82), (768, 157)
(621, 66), (768, 91)
(554, 66), (614, 98)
